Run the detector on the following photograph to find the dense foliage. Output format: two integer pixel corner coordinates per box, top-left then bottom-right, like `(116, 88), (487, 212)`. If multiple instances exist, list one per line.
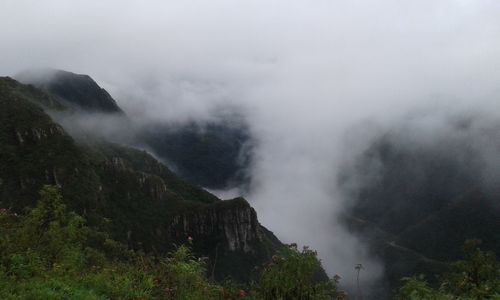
(0, 76), (282, 282)
(253, 245), (346, 299)
(0, 186), (343, 299)
(6, 186), (496, 299)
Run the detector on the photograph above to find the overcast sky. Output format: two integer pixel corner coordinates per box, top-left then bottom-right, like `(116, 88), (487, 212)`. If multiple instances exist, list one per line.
(2, 0), (500, 288)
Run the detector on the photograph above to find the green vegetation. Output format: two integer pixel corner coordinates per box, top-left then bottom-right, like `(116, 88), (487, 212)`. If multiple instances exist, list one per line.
(396, 240), (500, 299)
(0, 186), (150, 299)
(0, 186), (342, 299)
(7, 186), (496, 299)
(141, 121), (253, 190)
(3, 74), (498, 299)
(0, 76), (282, 282)
(341, 131), (500, 292)
(17, 69), (123, 113)
(253, 245), (346, 299)
(19, 70), (251, 190)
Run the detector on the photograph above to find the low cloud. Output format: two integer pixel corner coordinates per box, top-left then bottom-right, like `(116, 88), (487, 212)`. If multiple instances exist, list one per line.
(2, 0), (500, 295)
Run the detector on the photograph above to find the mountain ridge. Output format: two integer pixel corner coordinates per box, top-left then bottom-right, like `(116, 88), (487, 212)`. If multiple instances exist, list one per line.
(16, 69), (123, 114)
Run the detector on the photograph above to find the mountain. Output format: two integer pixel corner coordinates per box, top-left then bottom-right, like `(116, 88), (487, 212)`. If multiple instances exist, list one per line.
(16, 69), (123, 114)
(18, 69), (252, 189)
(0, 76), (281, 282)
(140, 120), (253, 189)
(339, 127), (500, 290)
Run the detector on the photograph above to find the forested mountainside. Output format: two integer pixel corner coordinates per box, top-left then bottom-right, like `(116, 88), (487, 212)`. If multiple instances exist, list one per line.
(340, 126), (500, 291)
(140, 120), (253, 190)
(0, 76), (281, 282)
(17, 69), (251, 189)
(16, 69), (123, 114)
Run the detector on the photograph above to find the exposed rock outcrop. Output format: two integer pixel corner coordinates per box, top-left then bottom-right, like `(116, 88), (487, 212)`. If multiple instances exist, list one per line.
(169, 198), (262, 253)
(14, 125), (65, 146)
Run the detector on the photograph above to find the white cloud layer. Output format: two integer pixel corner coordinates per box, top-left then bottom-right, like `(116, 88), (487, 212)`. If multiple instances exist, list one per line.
(2, 0), (500, 290)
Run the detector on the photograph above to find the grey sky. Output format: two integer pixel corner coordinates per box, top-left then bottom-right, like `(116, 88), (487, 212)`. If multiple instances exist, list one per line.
(2, 0), (500, 289)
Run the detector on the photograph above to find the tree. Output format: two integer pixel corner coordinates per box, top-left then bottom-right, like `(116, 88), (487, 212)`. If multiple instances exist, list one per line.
(253, 244), (346, 300)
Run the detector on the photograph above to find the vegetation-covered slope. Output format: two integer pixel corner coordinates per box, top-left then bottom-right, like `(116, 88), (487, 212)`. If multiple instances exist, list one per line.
(140, 120), (253, 189)
(0, 77), (99, 212)
(18, 69), (252, 189)
(339, 127), (500, 292)
(0, 186), (343, 299)
(0, 76), (281, 282)
(17, 69), (123, 113)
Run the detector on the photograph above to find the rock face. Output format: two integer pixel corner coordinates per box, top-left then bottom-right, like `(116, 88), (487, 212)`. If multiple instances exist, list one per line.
(169, 198), (261, 253)
(15, 124), (65, 146)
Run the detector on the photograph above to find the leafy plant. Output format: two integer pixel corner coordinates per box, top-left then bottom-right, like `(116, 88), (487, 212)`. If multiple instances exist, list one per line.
(0, 186), (271, 299)
(253, 244), (346, 300)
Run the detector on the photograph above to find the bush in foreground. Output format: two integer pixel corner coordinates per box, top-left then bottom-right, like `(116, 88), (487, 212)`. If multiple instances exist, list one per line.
(0, 186), (344, 299)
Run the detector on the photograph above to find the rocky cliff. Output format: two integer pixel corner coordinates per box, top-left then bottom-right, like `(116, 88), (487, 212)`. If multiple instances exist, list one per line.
(169, 198), (261, 253)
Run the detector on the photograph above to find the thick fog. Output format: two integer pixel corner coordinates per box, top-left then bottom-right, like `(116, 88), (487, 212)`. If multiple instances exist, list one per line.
(2, 0), (500, 292)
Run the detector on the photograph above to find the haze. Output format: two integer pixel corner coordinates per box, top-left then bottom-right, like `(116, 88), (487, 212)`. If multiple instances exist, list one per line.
(2, 0), (500, 291)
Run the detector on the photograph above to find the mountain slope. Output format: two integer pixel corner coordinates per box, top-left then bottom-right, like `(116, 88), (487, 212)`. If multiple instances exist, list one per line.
(141, 120), (253, 189)
(339, 125), (500, 291)
(0, 76), (281, 282)
(17, 69), (123, 113)
(18, 69), (252, 189)
(394, 193), (499, 261)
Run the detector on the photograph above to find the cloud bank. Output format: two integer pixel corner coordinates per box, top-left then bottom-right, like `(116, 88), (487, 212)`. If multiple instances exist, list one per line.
(2, 0), (500, 292)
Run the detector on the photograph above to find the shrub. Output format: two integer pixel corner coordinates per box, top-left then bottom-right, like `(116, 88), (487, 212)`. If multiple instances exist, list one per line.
(253, 244), (345, 300)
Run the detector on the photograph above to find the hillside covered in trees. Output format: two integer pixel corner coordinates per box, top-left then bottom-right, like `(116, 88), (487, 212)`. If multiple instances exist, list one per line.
(0, 76), (281, 283)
